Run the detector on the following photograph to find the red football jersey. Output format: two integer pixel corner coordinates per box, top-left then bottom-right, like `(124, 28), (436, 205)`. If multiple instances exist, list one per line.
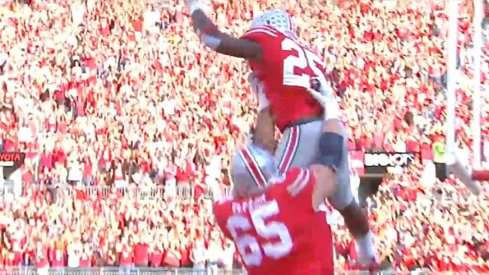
(241, 26), (324, 132)
(213, 167), (334, 275)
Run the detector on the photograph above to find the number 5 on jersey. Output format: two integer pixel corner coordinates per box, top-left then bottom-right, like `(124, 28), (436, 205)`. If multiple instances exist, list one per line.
(282, 37), (324, 89)
(226, 200), (293, 266)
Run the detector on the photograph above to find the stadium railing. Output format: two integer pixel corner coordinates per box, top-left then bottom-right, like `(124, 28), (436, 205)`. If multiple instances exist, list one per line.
(84, 185), (168, 200)
(0, 267), (245, 275)
(0, 267), (400, 275)
(74, 185), (232, 201)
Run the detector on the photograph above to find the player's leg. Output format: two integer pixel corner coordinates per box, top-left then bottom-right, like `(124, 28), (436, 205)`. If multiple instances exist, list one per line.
(279, 122), (367, 234)
(276, 121), (376, 264)
(326, 138), (376, 265)
(274, 120), (323, 173)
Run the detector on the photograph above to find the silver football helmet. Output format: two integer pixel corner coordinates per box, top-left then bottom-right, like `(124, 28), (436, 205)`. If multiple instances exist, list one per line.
(230, 144), (278, 196)
(250, 9), (296, 35)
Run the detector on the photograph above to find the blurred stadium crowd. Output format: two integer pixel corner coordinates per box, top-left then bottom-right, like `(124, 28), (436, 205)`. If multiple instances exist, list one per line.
(0, 0), (488, 273)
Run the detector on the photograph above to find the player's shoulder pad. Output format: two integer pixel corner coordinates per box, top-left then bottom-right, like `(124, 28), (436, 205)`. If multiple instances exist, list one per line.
(241, 26), (280, 40)
(285, 167), (312, 197)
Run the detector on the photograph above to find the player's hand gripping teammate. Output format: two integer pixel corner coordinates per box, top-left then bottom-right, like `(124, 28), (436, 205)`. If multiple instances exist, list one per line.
(185, 0), (377, 267)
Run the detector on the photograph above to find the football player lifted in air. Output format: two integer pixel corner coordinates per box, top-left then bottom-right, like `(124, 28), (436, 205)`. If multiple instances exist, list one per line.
(185, 0), (377, 268)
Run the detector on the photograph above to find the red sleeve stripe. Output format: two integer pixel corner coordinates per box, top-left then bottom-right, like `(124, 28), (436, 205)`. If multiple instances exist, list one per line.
(243, 27), (278, 38)
(287, 169), (310, 196)
(239, 148), (268, 187)
(278, 125), (300, 173)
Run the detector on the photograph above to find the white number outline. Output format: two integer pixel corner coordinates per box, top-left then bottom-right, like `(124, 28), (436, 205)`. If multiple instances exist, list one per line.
(282, 38), (325, 88)
(226, 200), (293, 266)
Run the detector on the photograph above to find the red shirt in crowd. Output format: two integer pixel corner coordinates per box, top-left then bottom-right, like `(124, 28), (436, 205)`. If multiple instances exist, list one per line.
(49, 248), (65, 268)
(119, 245), (133, 266)
(162, 250), (180, 268)
(79, 248), (92, 268)
(149, 248), (163, 267)
(133, 243), (148, 266)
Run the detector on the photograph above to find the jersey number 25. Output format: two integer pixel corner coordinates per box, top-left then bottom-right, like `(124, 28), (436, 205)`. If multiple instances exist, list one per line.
(282, 37), (324, 89)
(226, 200), (293, 266)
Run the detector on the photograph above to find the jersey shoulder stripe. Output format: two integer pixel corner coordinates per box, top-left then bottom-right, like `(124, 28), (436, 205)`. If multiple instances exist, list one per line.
(286, 168), (311, 196)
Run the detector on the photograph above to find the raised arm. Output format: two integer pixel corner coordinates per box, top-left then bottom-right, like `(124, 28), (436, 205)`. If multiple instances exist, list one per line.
(253, 107), (276, 154)
(309, 122), (344, 211)
(307, 78), (378, 267)
(306, 77), (345, 211)
(186, 1), (263, 60)
(247, 73), (276, 153)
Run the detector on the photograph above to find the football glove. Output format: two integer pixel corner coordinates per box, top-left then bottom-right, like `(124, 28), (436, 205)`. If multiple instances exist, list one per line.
(306, 76), (340, 121)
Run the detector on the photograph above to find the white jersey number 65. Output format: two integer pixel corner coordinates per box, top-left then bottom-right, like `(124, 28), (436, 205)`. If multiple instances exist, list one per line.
(226, 200), (293, 266)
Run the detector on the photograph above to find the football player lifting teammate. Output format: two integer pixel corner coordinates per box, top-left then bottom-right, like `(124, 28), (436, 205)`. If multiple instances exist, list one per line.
(185, 0), (378, 267)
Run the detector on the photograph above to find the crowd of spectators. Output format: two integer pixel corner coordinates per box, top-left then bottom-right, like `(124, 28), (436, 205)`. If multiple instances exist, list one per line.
(0, 0), (488, 272)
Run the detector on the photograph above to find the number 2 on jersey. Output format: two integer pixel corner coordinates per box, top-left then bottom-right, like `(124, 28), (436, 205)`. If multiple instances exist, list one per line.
(226, 200), (293, 266)
(282, 38), (324, 88)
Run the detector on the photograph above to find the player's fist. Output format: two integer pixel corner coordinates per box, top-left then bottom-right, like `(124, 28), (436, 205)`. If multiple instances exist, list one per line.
(310, 77), (321, 93)
(310, 76), (333, 96)
(306, 76), (340, 121)
(306, 76), (335, 105)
